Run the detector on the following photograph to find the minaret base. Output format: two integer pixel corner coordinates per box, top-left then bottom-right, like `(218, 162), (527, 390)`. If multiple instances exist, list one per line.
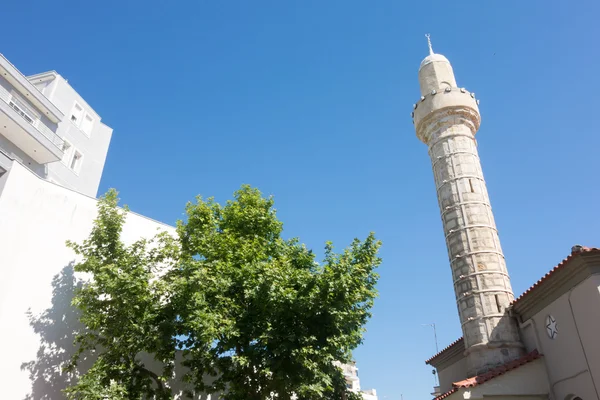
(465, 341), (525, 376)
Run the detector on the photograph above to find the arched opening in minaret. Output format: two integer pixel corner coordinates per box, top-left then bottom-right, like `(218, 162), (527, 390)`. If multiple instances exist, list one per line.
(469, 179), (475, 193)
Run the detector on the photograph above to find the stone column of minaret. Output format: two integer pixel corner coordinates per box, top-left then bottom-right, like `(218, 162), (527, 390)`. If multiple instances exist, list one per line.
(412, 42), (524, 375)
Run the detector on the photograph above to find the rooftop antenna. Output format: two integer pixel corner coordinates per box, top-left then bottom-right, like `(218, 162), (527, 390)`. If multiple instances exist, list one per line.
(422, 323), (439, 353)
(425, 33), (434, 56)
(422, 323), (439, 386)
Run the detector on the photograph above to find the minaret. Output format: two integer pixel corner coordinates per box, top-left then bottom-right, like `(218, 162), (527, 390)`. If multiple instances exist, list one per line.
(412, 36), (524, 375)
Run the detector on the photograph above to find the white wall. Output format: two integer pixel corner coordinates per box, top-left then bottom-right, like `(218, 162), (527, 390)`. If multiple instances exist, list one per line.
(43, 75), (113, 198)
(0, 161), (173, 399)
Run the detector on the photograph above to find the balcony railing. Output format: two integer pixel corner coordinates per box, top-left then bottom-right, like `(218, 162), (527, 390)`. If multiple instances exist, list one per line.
(0, 84), (64, 150)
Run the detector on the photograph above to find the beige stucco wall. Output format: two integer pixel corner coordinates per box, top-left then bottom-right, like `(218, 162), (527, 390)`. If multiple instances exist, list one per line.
(438, 356), (468, 393)
(445, 358), (549, 400)
(518, 321), (539, 353)
(569, 274), (600, 397)
(525, 274), (600, 400)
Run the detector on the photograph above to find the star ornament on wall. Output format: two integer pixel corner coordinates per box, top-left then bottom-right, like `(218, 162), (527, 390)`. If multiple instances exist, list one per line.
(546, 315), (558, 339)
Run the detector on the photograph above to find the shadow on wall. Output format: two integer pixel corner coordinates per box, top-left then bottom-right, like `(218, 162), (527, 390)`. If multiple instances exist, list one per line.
(20, 263), (89, 400)
(20, 264), (216, 400)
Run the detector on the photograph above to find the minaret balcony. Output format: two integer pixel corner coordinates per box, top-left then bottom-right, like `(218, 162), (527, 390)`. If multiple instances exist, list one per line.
(412, 87), (480, 144)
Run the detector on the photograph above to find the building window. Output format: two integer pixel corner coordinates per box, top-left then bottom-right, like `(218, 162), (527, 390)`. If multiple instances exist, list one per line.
(70, 103), (84, 125)
(70, 102), (94, 137)
(70, 150), (83, 174)
(61, 140), (73, 163)
(80, 113), (94, 136)
(62, 139), (83, 174)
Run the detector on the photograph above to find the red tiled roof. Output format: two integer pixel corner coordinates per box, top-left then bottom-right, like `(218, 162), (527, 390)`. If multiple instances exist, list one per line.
(511, 247), (600, 306)
(434, 388), (457, 400)
(425, 337), (463, 365)
(433, 350), (542, 400)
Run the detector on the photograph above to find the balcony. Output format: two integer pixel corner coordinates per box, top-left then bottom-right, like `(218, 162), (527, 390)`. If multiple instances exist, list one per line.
(0, 84), (64, 163)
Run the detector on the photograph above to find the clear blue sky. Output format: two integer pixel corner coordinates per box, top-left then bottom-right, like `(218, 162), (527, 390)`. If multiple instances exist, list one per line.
(4, 1), (600, 398)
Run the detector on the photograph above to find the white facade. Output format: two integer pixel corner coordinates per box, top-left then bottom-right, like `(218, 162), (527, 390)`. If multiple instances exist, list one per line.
(0, 54), (158, 398)
(29, 71), (113, 197)
(0, 158), (174, 399)
(0, 54), (112, 198)
(338, 362), (379, 400)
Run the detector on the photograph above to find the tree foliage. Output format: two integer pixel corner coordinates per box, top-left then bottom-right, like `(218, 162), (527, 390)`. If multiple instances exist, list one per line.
(66, 186), (381, 399)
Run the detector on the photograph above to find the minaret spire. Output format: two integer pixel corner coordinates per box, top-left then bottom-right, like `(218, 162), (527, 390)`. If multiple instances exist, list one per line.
(425, 33), (434, 55)
(412, 49), (525, 375)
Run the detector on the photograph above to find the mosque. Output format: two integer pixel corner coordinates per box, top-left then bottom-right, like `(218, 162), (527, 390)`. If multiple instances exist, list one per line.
(413, 37), (600, 400)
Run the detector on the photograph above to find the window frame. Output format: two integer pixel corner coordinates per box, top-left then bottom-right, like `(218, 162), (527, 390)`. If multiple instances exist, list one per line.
(69, 149), (84, 175)
(61, 139), (73, 165)
(70, 102), (84, 127)
(80, 112), (94, 136)
(69, 101), (94, 137)
(61, 139), (83, 175)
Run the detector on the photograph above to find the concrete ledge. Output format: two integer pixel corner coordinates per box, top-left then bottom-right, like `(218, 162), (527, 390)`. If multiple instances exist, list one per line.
(413, 88), (480, 138)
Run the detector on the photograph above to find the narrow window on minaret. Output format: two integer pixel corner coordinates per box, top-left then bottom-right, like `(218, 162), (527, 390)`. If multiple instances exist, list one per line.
(495, 294), (502, 313)
(469, 179), (475, 193)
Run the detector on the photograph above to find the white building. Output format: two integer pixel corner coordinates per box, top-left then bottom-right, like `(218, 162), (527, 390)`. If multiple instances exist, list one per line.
(0, 53), (378, 399)
(337, 361), (378, 400)
(0, 53), (173, 399)
(0, 54), (112, 198)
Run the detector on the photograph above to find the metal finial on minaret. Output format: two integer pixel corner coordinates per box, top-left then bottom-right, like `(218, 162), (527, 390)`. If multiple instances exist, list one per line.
(425, 33), (434, 55)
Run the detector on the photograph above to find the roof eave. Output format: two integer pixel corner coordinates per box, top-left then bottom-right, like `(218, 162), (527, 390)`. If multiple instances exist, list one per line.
(511, 249), (600, 321)
(425, 337), (465, 367)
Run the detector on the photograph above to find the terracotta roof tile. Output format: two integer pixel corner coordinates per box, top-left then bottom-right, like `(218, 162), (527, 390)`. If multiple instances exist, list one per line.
(511, 247), (600, 306)
(432, 350), (542, 400)
(425, 337), (464, 365)
(433, 388), (457, 400)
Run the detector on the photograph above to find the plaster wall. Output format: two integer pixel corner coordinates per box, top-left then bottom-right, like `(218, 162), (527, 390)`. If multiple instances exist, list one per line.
(0, 161), (173, 399)
(40, 75), (113, 197)
(0, 131), (46, 176)
(438, 357), (468, 394)
(446, 359), (549, 400)
(528, 275), (600, 400)
(518, 321), (539, 354)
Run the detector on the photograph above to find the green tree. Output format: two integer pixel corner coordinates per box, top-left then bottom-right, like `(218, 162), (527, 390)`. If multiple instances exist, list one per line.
(66, 186), (381, 399)
(64, 189), (179, 400)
